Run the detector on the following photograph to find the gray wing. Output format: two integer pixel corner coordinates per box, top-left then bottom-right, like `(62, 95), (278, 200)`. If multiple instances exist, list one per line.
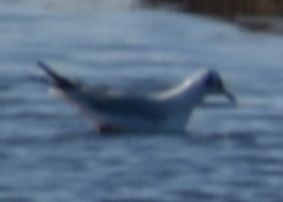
(38, 61), (167, 122)
(81, 90), (167, 122)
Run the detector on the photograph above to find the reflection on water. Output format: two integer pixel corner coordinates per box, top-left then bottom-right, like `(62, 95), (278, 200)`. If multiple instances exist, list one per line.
(1, 1), (283, 202)
(0, 0), (139, 13)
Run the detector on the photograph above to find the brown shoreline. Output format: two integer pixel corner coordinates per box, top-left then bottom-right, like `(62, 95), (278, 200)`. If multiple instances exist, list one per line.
(142, 0), (283, 16)
(141, 0), (283, 33)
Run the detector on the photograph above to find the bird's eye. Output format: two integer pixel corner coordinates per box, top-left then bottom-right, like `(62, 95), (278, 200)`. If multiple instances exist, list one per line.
(205, 75), (215, 87)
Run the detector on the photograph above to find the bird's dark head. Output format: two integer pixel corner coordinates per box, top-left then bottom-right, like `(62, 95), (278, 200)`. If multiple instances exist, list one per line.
(204, 69), (236, 104)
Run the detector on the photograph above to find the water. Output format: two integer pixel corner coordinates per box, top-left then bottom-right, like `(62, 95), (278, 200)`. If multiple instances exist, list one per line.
(1, 1), (283, 202)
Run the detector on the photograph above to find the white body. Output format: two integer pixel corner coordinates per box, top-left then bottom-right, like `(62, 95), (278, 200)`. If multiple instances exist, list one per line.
(58, 70), (210, 133)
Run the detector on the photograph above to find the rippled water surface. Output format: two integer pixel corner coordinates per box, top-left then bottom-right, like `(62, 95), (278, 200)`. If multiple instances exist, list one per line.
(1, 1), (283, 202)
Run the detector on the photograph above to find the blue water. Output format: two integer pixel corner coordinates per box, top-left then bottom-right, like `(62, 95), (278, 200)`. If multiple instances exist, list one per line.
(1, 1), (283, 202)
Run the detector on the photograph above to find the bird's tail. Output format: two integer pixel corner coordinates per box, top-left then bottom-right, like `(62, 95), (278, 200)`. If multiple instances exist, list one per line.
(37, 61), (75, 90)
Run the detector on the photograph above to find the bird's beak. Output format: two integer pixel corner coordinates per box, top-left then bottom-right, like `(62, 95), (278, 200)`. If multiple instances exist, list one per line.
(223, 89), (237, 105)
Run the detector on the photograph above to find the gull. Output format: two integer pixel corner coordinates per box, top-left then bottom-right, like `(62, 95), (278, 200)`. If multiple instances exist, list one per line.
(38, 61), (236, 133)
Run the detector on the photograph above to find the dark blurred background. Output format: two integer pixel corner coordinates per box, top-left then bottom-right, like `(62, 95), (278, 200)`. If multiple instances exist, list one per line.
(142, 0), (283, 32)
